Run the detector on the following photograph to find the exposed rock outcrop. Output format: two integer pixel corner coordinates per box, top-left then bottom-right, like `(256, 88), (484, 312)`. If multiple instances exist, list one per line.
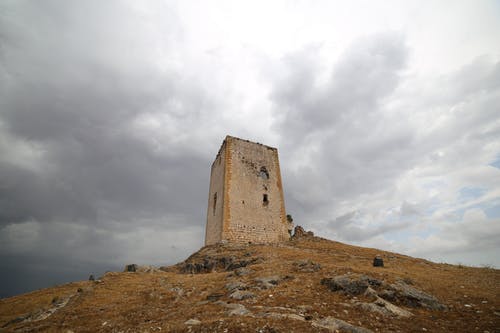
(356, 296), (413, 318)
(178, 255), (263, 274)
(322, 274), (446, 312)
(379, 280), (447, 310)
(321, 274), (382, 296)
(292, 225), (314, 238)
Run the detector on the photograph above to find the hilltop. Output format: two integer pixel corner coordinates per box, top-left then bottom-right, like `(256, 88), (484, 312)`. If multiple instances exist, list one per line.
(1, 232), (499, 332)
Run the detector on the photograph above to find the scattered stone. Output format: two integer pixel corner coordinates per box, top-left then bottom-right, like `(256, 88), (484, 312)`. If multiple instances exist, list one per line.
(170, 287), (184, 297)
(184, 318), (201, 325)
(293, 259), (321, 272)
(225, 281), (247, 292)
(312, 316), (373, 333)
(261, 312), (305, 321)
(373, 255), (384, 267)
(124, 264), (138, 272)
(206, 293), (224, 301)
(229, 290), (255, 300)
(215, 301), (252, 316)
(255, 276), (282, 289)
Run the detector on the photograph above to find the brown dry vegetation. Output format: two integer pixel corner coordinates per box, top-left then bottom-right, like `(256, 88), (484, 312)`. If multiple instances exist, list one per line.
(0, 236), (499, 332)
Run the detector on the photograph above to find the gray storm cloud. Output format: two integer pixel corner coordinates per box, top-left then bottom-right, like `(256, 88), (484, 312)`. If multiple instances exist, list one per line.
(0, 1), (211, 296)
(271, 32), (415, 219)
(0, 0), (210, 228)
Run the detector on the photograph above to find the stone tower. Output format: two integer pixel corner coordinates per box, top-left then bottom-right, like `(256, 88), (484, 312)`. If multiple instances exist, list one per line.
(205, 136), (292, 245)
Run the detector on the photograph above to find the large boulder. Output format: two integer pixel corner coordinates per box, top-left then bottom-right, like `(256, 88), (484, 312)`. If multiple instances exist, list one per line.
(379, 281), (446, 310)
(321, 274), (382, 296)
(373, 255), (384, 267)
(322, 274), (445, 311)
(124, 264), (138, 272)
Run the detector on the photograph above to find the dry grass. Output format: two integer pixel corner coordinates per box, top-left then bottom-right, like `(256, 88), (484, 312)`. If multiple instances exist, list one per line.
(0, 236), (499, 332)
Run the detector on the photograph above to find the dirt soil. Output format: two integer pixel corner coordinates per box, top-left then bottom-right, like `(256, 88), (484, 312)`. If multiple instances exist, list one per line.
(0, 235), (499, 332)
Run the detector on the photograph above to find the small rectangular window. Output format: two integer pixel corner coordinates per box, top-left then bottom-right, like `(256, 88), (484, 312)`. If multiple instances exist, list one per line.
(263, 194), (269, 206)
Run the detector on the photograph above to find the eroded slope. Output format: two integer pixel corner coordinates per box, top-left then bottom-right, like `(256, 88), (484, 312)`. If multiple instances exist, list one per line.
(1, 236), (499, 332)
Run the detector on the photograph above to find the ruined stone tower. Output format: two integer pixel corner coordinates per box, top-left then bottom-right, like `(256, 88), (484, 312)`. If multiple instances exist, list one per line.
(205, 136), (292, 245)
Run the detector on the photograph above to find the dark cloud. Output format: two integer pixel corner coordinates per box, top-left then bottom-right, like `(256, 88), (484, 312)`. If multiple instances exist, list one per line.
(0, 253), (120, 299)
(0, 0), (212, 228)
(0, 1), (211, 296)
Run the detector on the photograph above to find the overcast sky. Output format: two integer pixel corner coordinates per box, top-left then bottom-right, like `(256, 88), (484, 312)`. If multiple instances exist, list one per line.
(1, 0), (499, 297)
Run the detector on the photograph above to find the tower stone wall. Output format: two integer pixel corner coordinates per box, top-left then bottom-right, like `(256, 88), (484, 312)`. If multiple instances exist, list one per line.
(205, 136), (291, 245)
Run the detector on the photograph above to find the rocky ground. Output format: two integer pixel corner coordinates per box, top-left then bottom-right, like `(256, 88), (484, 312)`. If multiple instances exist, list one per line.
(1, 233), (499, 332)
